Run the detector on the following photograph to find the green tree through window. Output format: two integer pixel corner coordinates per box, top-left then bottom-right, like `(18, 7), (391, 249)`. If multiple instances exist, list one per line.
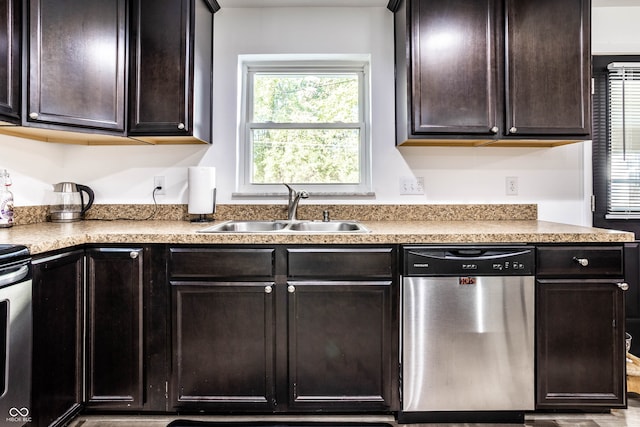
(251, 73), (361, 184)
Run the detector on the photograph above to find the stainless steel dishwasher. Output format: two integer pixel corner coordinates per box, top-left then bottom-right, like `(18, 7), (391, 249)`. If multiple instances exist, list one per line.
(399, 246), (535, 424)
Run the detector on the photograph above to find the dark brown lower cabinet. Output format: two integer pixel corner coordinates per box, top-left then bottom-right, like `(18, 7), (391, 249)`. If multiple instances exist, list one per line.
(536, 245), (626, 409)
(171, 282), (276, 410)
(32, 249), (84, 427)
(288, 281), (394, 411)
(169, 245), (398, 413)
(85, 247), (144, 410)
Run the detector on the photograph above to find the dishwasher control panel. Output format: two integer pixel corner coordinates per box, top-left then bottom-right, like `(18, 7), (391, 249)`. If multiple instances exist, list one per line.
(404, 246), (535, 276)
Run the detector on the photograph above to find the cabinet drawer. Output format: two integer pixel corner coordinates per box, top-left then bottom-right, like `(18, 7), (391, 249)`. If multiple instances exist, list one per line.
(536, 246), (624, 278)
(287, 247), (394, 279)
(169, 248), (275, 279)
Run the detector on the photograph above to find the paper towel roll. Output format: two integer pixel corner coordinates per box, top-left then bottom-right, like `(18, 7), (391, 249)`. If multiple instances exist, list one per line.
(188, 167), (216, 214)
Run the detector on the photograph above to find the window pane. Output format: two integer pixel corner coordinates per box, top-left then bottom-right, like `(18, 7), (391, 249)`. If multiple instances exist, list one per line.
(252, 74), (359, 123)
(608, 70), (640, 214)
(251, 129), (360, 184)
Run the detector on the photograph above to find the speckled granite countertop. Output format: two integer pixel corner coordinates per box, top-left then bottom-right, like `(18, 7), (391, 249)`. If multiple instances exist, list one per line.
(0, 219), (633, 255)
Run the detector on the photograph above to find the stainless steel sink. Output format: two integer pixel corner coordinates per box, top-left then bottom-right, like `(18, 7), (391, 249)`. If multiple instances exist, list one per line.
(199, 221), (288, 232)
(199, 220), (369, 233)
(287, 221), (366, 232)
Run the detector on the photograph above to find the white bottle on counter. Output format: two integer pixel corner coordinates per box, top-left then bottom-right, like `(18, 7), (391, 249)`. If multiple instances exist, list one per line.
(0, 169), (14, 228)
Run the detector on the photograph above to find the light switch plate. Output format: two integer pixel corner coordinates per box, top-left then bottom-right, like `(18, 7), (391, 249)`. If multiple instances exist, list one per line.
(400, 176), (425, 195)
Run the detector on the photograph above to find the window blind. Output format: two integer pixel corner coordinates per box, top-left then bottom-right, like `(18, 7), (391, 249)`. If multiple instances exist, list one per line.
(606, 63), (640, 218)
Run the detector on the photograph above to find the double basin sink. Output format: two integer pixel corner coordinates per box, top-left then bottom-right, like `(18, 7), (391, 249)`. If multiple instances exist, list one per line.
(199, 220), (369, 233)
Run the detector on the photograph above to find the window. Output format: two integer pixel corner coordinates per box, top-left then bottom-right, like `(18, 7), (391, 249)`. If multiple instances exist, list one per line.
(592, 55), (640, 233)
(606, 63), (640, 217)
(236, 55), (372, 196)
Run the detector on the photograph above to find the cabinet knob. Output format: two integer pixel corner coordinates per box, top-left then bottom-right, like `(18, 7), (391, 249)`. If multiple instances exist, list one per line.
(490, 126), (499, 134)
(618, 282), (630, 291)
(129, 251), (139, 259)
(509, 127), (517, 133)
(287, 285), (295, 293)
(265, 285), (273, 294)
(177, 123), (185, 130)
(572, 257), (589, 267)
(29, 112), (38, 120)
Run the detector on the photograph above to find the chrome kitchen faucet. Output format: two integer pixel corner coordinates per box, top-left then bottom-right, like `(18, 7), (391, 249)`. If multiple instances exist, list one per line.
(284, 184), (309, 221)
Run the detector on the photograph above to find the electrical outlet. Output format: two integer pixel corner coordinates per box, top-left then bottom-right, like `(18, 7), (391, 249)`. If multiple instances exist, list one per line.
(154, 176), (166, 195)
(400, 176), (425, 195)
(506, 176), (518, 196)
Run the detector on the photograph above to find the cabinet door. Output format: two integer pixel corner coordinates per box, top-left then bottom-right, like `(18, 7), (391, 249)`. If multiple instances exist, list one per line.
(0, 0), (20, 123)
(287, 281), (395, 411)
(536, 279), (626, 409)
(28, 0), (126, 130)
(409, 0), (500, 135)
(32, 250), (84, 427)
(171, 281), (276, 411)
(129, 0), (214, 142)
(505, 0), (590, 137)
(86, 248), (144, 409)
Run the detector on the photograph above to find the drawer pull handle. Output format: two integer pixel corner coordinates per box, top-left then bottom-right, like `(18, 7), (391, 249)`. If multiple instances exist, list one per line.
(573, 257), (589, 267)
(265, 285), (273, 294)
(618, 282), (629, 291)
(287, 285), (295, 293)
(130, 251), (139, 259)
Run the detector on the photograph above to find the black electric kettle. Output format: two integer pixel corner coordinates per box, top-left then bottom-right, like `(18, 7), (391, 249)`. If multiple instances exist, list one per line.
(49, 182), (95, 222)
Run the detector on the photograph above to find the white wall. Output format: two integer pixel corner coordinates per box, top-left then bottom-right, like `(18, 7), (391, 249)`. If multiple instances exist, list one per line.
(593, 5), (640, 54)
(0, 4), (636, 225)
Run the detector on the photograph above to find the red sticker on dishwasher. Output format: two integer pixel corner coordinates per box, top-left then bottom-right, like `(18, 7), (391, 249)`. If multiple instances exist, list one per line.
(459, 277), (477, 285)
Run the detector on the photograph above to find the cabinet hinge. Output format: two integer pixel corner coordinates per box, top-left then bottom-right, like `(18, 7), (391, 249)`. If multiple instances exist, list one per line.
(591, 194), (596, 212)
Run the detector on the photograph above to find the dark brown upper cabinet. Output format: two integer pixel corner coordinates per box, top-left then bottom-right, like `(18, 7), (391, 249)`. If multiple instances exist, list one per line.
(128, 0), (215, 144)
(0, 0), (218, 145)
(0, 0), (21, 124)
(390, 0), (591, 147)
(28, 0), (127, 132)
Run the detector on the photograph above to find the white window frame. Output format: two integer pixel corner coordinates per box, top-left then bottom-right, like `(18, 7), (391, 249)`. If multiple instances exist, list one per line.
(234, 54), (373, 197)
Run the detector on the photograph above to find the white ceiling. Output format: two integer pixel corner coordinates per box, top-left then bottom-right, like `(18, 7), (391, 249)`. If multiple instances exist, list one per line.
(217, 0), (640, 7)
(593, 0), (640, 6)
(217, 0), (388, 7)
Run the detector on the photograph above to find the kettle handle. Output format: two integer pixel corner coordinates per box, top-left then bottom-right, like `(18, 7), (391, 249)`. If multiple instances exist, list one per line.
(76, 184), (95, 215)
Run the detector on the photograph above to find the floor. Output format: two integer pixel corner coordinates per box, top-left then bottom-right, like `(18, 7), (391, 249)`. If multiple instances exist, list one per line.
(67, 396), (640, 427)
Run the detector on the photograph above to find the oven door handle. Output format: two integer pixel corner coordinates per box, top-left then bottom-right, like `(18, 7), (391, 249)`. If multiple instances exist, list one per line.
(0, 265), (29, 288)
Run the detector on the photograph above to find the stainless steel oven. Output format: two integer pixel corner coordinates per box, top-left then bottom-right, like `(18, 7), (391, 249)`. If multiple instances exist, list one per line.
(399, 246), (535, 424)
(0, 245), (32, 427)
